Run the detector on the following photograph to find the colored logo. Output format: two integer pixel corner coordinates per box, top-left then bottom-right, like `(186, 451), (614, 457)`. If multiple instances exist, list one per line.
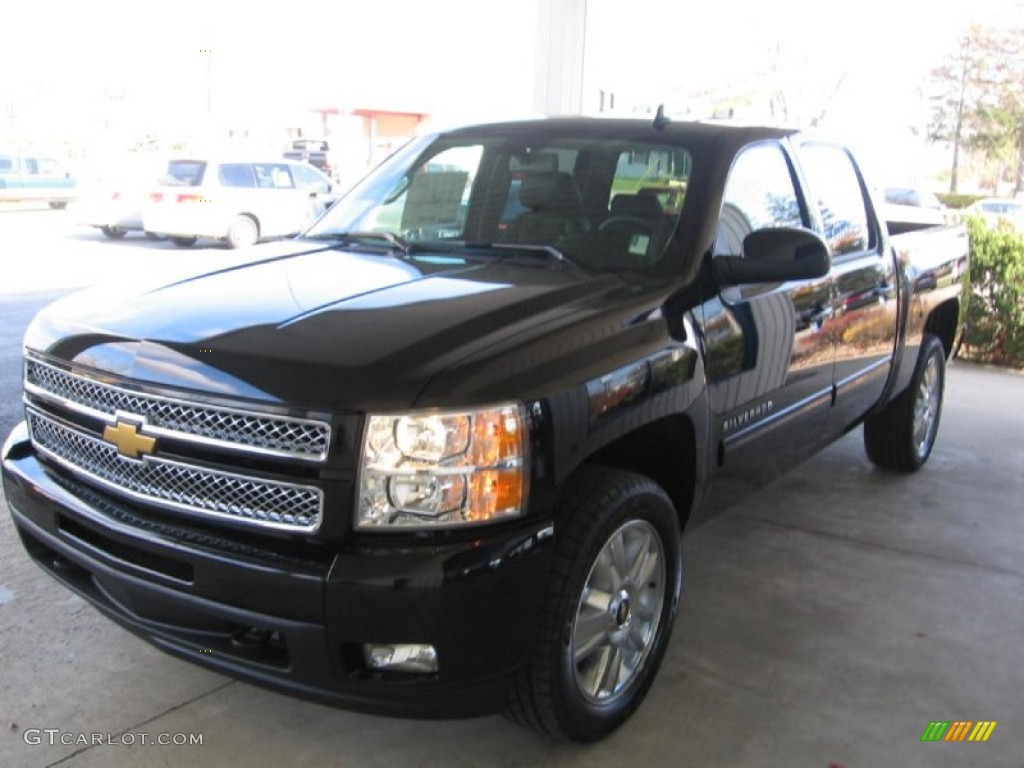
(921, 721), (997, 742)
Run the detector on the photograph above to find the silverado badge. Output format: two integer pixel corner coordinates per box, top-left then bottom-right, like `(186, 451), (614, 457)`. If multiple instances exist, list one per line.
(102, 421), (156, 459)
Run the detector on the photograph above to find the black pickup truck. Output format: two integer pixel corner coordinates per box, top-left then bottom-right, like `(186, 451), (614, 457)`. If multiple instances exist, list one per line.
(2, 118), (968, 742)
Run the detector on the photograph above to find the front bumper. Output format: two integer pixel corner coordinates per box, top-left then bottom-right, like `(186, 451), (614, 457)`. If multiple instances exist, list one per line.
(2, 421), (554, 718)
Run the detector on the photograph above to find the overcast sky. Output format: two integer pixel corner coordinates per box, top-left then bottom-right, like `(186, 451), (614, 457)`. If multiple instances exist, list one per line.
(7, 0), (1015, 116)
(3, 0), (1020, 180)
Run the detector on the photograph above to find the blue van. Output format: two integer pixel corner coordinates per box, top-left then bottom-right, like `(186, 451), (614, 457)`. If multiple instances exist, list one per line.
(0, 153), (77, 208)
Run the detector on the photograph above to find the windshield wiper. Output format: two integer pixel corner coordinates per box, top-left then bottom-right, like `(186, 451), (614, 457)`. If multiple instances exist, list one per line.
(305, 231), (411, 254)
(476, 242), (579, 268)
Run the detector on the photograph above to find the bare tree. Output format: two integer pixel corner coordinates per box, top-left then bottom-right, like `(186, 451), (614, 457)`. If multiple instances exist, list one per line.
(930, 23), (1024, 194)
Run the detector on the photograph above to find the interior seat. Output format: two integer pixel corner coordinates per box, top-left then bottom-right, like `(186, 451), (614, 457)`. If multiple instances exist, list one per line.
(502, 172), (588, 245)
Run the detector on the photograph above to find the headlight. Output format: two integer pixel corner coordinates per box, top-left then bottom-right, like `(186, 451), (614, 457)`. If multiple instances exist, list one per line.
(357, 403), (528, 529)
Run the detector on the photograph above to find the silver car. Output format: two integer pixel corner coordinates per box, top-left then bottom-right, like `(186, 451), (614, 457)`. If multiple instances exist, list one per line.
(143, 158), (336, 248)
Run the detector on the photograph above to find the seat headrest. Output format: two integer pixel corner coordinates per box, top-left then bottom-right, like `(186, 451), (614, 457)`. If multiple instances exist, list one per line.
(610, 193), (663, 219)
(518, 172), (581, 211)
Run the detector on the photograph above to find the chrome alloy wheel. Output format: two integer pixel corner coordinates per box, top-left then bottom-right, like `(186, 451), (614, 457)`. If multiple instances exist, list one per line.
(571, 519), (666, 704)
(912, 353), (941, 460)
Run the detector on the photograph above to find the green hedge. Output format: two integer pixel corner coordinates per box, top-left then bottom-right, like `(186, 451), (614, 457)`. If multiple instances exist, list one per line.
(960, 217), (1024, 368)
(936, 193), (985, 209)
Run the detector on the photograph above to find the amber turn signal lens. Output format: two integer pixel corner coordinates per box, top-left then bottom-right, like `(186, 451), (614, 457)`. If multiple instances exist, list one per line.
(467, 468), (524, 522)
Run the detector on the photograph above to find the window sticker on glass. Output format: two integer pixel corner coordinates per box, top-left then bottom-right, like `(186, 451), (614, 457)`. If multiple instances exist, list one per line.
(400, 172), (468, 230)
(628, 233), (650, 257)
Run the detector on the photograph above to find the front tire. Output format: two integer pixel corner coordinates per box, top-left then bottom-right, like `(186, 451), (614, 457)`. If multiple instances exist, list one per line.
(100, 226), (127, 239)
(864, 334), (945, 471)
(507, 466), (683, 742)
(170, 236), (197, 247)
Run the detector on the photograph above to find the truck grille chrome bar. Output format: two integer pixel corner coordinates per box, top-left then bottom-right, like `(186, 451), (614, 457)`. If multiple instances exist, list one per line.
(27, 409), (323, 533)
(25, 357), (331, 462)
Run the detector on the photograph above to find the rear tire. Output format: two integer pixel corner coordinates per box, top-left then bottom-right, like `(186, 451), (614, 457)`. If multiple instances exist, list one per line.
(170, 236), (197, 247)
(226, 215), (259, 249)
(864, 334), (945, 472)
(48, 201), (68, 210)
(100, 226), (127, 239)
(506, 466), (683, 742)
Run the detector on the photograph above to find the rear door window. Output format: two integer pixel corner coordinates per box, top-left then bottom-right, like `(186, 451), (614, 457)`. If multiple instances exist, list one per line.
(254, 163), (295, 189)
(218, 163), (256, 188)
(798, 143), (874, 255)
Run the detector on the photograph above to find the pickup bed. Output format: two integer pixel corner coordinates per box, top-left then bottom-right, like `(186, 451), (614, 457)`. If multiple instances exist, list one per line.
(2, 118), (968, 742)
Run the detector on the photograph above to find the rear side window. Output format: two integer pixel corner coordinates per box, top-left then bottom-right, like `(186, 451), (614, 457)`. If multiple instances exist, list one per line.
(254, 163), (295, 189)
(609, 148), (690, 215)
(218, 163), (256, 187)
(798, 143), (873, 255)
(0, 155), (13, 173)
(165, 161), (205, 186)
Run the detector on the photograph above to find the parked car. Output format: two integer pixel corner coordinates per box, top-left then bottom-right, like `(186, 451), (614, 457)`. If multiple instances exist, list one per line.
(0, 153), (76, 208)
(143, 158), (337, 248)
(3, 117), (969, 742)
(964, 197), (1024, 231)
(75, 156), (173, 239)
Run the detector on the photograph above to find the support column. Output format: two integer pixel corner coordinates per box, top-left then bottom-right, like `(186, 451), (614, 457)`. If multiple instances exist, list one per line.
(533, 0), (587, 116)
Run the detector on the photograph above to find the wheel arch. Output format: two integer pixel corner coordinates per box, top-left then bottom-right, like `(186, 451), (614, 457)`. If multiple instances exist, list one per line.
(924, 297), (960, 359)
(582, 414), (698, 533)
(232, 211), (260, 233)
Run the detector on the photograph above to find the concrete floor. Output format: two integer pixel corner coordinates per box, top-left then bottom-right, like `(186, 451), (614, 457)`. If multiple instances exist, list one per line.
(1, 362), (1022, 767)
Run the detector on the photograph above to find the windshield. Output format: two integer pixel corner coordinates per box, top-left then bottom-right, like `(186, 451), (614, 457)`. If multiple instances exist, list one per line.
(306, 129), (693, 271)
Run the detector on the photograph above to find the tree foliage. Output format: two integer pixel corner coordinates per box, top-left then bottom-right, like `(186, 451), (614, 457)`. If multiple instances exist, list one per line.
(930, 24), (1024, 193)
(961, 218), (1024, 368)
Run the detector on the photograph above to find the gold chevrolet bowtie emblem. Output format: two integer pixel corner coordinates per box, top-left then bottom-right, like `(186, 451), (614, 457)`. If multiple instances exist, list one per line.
(102, 421), (157, 459)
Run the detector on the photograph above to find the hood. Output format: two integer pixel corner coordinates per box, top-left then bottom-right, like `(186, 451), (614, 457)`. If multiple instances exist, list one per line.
(26, 241), (647, 410)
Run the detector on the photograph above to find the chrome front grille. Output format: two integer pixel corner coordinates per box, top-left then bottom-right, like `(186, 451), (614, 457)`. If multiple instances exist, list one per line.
(25, 357), (331, 461)
(27, 409), (323, 532)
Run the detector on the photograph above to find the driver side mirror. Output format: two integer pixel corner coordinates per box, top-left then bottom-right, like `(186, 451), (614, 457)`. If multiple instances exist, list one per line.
(713, 227), (831, 286)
